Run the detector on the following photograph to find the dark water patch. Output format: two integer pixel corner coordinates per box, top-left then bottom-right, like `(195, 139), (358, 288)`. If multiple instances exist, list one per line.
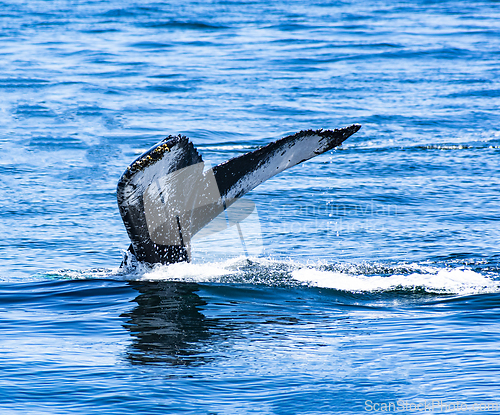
(147, 73), (183, 79)
(359, 42), (402, 49)
(448, 88), (500, 98)
(436, 29), (500, 37)
(337, 24), (376, 31)
(372, 46), (476, 61)
(134, 5), (164, 13)
(101, 8), (139, 18)
(0, 165), (34, 176)
(29, 20), (71, 28)
(32, 41), (66, 47)
(75, 105), (107, 116)
(128, 41), (172, 50)
(269, 46), (477, 69)
(14, 104), (56, 118)
(144, 85), (194, 94)
(265, 22), (322, 32)
(86, 58), (117, 65)
(271, 54), (359, 66)
(80, 27), (121, 34)
(54, 80), (87, 88)
(138, 20), (229, 31)
(0, 78), (50, 89)
(270, 37), (320, 46)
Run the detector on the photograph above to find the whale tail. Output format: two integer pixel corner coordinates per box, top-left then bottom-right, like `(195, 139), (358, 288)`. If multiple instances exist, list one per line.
(117, 124), (361, 265)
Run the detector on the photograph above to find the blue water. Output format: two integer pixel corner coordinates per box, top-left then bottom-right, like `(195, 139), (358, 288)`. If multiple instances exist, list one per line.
(1, 0), (500, 413)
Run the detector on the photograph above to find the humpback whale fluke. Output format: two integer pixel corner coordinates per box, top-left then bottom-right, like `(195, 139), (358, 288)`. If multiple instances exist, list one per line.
(117, 124), (361, 265)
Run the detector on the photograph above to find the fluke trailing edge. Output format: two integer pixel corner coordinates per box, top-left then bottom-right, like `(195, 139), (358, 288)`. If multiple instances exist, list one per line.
(117, 124), (361, 265)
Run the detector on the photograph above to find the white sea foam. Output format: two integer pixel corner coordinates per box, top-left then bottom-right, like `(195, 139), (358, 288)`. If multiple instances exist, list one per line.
(291, 267), (499, 295)
(134, 258), (241, 283)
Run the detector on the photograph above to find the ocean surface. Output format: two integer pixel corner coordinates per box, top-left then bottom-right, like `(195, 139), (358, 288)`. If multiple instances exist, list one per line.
(1, 0), (499, 413)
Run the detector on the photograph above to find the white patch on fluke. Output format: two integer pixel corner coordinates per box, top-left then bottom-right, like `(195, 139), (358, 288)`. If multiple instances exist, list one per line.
(225, 133), (328, 200)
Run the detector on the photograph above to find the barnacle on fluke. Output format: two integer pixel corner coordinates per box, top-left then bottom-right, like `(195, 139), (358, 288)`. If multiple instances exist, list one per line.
(117, 124), (361, 266)
(127, 136), (178, 175)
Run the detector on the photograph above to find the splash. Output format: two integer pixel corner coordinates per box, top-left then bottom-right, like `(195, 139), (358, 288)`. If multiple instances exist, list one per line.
(28, 257), (500, 296)
(135, 260), (236, 283)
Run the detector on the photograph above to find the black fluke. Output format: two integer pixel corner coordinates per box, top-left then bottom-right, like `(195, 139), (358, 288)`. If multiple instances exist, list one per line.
(117, 124), (361, 265)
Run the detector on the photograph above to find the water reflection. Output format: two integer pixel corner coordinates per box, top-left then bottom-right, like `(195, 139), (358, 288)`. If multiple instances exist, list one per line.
(121, 281), (218, 365)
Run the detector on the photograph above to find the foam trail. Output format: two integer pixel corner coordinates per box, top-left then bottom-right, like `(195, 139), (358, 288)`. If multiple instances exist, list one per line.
(292, 267), (500, 295)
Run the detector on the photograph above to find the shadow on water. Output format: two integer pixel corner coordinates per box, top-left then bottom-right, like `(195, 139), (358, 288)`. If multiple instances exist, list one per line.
(121, 281), (219, 366)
